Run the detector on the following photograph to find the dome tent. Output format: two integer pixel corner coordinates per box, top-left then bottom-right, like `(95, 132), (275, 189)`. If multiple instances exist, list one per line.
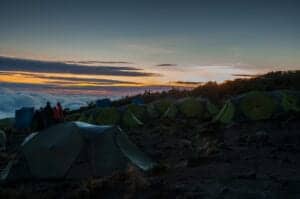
(65, 112), (81, 122)
(121, 111), (144, 129)
(213, 100), (235, 124)
(78, 108), (96, 123)
(214, 91), (277, 123)
(146, 103), (160, 119)
(146, 97), (218, 120)
(15, 107), (35, 130)
(271, 90), (300, 113)
(151, 99), (174, 116)
(176, 97), (218, 119)
(126, 104), (147, 122)
(94, 107), (121, 125)
(177, 97), (204, 118)
(213, 90), (296, 124)
(78, 113), (91, 123)
(162, 104), (178, 119)
(131, 97), (145, 105)
(146, 98), (175, 120)
(77, 107), (121, 125)
(238, 91), (277, 121)
(206, 100), (220, 115)
(1, 122), (155, 181)
(95, 98), (111, 108)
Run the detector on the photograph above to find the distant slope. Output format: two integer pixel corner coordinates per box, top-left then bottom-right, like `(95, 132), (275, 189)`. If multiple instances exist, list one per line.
(113, 70), (300, 106)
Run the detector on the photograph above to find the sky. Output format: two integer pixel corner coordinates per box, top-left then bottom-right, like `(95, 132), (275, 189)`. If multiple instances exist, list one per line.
(0, 0), (300, 96)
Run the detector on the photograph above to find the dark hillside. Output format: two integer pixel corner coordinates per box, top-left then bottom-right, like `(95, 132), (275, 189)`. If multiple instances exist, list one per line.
(113, 71), (300, 106)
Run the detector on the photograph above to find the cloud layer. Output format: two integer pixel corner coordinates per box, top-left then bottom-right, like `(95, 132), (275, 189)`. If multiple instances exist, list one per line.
(156, 64), (177, 67)
(0, 81), (175, 96)
(0, 71), (140, 85)
(0, 86), (173, 119)
(0, 56), (157, 77)
(65, 60), (134, 65)
(0, 56), (170, 96)
(0, 88), (100, 119)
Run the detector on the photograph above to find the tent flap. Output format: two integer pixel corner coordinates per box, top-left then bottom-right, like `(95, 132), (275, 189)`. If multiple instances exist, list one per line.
(116, 128), (156, 171)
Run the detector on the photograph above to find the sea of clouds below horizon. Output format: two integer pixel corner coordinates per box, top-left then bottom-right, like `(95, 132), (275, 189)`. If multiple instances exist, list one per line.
(0, 88), (117, 119)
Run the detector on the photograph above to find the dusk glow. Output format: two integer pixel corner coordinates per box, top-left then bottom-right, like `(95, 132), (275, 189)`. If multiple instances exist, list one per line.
(0, 0), (299, 96)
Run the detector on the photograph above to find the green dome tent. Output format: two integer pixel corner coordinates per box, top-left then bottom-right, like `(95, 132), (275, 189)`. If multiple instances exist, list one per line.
(15, 107), (35, 130)
(76, 107), (121, 125)
(177, 97), (204, 118)
(162, 104), (178, 119)
(147, 97), (218, 120)
(121, 111), (144, 129)
(146, 103), (160, 119)
(214, 91), (283, 124)
(213, 100), (235, 124)
(277, 90), (300, 112)
(153, 99), (173, 116)
(94, 107), (121, 125)
(1, 122), (155, 181)
(145, 99), (174, 119)
(126, 104), (147, 122)
(78, 111), (92, 123)
(206, 100), (220, 115)
(65, 113), (81, 122)
(239, 91), (276, 121)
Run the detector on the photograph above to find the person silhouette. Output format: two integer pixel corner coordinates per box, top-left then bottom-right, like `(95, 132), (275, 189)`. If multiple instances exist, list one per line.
(44, 101), (54, 128)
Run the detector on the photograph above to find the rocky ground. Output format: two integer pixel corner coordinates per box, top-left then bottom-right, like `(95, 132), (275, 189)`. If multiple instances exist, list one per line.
(0, 114), (300, 199)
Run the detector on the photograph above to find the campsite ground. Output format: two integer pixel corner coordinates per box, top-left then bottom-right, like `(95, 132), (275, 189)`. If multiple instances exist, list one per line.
(0, 114), (300, 199)
(1, 71), (300, 198)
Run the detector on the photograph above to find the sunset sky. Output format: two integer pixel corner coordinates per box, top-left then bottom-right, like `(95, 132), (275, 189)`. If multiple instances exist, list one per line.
(0, 0), (299, 96)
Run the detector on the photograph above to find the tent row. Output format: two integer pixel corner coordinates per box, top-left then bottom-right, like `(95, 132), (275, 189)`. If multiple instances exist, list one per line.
(68, 90), (300, 128)
(214, 90), (300, 124)
(70, 97), (220, 128)
(1, 90), (299, 182)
